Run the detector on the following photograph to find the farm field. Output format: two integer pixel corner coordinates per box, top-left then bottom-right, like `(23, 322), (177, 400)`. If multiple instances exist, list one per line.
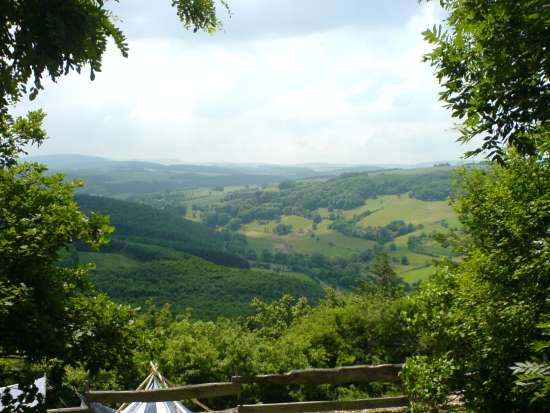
(242, 215), (377, 258)
(348, 195), (456, 227)
(241, 193), (458, 284)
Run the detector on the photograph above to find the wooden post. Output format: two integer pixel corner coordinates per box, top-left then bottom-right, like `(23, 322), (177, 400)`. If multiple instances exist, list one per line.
(192, 398), (212, 411)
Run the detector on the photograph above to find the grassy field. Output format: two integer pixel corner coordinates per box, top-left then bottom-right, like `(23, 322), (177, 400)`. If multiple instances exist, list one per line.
(399, 265), (434, 284)
(241, 194), (458, 284)
(181, 186), (246, 207)
(242, 214), (377, 258)
(353, 195), (456, 227)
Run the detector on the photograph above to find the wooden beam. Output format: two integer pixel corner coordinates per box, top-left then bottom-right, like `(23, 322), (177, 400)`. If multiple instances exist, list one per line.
(237, 396), (409, 413)
(232, 364), (402, 385)
(85, 382), (241, 404)
(192, 398), (212, 411)
(47, 407), (89, 413)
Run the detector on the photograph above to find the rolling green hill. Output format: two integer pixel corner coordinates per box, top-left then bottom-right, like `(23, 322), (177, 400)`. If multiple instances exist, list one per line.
(179, 167), (464, 286)
(68, 166), (466, 308)
(65, 195), (325, 319)
(75, 194), (250, 268)
(238, 195), (457, 285)
(76, 194), (222, 247)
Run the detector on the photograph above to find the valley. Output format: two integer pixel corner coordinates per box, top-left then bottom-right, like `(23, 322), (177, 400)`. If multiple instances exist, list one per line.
(42, 155), (465, 317)
(3, 3), (545, 410)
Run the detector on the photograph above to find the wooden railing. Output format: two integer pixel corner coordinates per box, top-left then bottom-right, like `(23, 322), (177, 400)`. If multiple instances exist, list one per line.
(232, 364), (406, 413)
(85, 382), (241, 404)
(231, 364), (402, 385)
(236, 397), (408, 413)
(47, 364), (407, 413)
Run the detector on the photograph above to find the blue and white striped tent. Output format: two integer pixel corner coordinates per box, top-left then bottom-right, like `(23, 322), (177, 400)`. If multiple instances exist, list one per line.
(117, 368), (193, 413)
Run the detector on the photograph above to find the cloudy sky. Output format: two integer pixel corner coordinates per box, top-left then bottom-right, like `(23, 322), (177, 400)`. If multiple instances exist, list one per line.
(21, 0), (474, 165)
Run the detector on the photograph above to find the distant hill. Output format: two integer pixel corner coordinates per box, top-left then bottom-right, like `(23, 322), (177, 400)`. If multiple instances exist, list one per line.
(26, 154), (321, 194)
(26, 154), (117, 169)
(24, 154), (466, 196)
(211, 167), (456, 220)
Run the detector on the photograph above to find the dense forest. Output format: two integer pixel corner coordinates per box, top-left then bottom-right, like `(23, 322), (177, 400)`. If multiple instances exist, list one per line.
(64, 195), (323, 318)
(75, 195), (249, 268)
(88, 259), (324, 319)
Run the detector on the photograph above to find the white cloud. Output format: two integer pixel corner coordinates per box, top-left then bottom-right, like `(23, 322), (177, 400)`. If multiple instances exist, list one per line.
(19, 1), (474, 165)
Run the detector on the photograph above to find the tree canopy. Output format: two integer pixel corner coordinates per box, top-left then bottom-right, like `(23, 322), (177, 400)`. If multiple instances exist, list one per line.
(402, 1), (550, 411)
(423, 0), (550, 161)
(403, 153), (550, 411)
(0, 0), (228, 408)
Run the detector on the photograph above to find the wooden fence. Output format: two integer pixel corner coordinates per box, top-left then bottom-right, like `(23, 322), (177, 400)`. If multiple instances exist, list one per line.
(231, 364), (402, 385)
(47, 364), (407, 413)
(232, 364), (406, 413)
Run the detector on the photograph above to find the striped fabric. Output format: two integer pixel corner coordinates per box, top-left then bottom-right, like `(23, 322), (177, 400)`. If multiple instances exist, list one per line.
(120, 377), (193, 413)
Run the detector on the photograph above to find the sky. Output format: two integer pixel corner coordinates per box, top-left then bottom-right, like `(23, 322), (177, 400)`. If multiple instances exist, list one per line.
(21, 0), (476, 165)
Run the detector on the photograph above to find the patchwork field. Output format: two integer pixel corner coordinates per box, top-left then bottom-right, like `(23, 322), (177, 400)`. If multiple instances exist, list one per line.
(242, 215), (377, 258)
(111, 168), (461, 287)
(241, 194), (458, 283)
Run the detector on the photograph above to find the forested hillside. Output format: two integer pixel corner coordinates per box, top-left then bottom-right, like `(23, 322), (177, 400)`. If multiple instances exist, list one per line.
(86, 256), (323, 319)
(202, 168), (455, 226)
(172, 167), (460, 287)
(75, 194), (249, 268)
(69, 195), (323, 318)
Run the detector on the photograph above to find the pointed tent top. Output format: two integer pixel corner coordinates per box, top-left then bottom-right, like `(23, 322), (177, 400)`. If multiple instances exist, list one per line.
(117, 364), (193, 413)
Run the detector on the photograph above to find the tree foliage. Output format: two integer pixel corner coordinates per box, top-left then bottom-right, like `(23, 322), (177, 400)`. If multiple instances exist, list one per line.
(0, 0), (228, 406)
(511, 313), (550, 404)
(423, 0), (550, 161)
(0, 111), (47, 168)
(0, 163), (111, 358)
(0, 161), (142, 410)
(403, 152), (550, 411)
(126, 292), (413, 408)
(402, 2), (550, 410)
(87, 257), (324, 319)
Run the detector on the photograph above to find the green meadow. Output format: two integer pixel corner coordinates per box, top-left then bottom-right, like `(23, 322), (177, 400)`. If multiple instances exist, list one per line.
(241, 193), (457, 283)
